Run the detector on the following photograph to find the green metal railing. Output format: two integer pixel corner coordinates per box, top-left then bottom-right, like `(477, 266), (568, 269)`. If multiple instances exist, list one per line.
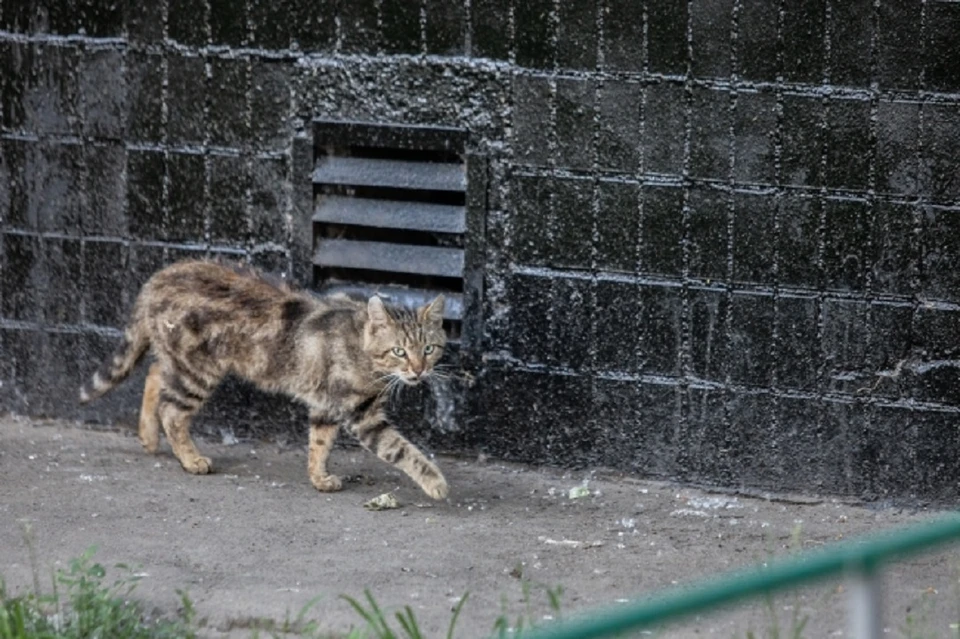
(522, 513), (960, 639)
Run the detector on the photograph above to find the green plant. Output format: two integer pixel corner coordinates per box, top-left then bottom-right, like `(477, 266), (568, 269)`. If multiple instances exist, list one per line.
(341, 589), (469, 639)
(492, 579), (565, 638)
(0, 546), (198, 639)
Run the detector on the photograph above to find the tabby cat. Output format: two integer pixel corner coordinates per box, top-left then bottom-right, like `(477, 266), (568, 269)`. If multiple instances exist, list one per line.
(79, 260), (449, 500)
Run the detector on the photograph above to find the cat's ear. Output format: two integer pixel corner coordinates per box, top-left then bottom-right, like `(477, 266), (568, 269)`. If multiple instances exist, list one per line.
(419, 295), (445, 327)
(367, 295), (390, 326)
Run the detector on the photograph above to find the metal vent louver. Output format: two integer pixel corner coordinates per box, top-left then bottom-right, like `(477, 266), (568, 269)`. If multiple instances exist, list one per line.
(312, 120), (469, 340)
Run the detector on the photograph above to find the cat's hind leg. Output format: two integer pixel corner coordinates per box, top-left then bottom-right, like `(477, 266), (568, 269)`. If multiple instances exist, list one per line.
(307, 414), (342, 492)
(138, 362), (163, 453)
(156, 364), (215, 474)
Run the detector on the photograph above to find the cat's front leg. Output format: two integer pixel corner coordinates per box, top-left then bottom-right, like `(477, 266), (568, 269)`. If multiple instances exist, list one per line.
(308, 412), (342, 492)
(348, 400), (448, 500)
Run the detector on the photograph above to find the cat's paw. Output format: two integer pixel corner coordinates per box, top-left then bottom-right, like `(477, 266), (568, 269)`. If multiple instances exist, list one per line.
(139, 437), (159, 454)
(311, 473), (343, 492)
(422, 476), (449, 500)
(182, 456), (213, 475)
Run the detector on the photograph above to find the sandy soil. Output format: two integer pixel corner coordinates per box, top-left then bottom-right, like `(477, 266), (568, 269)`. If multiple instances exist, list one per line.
(1, 415), (958, 638)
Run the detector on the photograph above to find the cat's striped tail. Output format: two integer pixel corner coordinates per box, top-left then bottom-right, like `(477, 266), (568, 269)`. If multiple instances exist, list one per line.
(78, 318), (150, 404)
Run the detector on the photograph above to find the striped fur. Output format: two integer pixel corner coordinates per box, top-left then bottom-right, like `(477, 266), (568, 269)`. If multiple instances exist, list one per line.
(79, 259), (449, 499)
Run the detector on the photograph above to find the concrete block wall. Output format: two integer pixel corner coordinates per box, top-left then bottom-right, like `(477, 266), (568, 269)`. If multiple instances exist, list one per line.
(1, 0), (959, 502)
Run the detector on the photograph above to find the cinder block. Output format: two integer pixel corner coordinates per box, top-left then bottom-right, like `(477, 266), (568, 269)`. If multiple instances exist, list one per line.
(83, 143), (127, 237)
(733, 90), (777, 185)
(556, 0), (596, 71)
(870, 201), (917, 297)
(125, 0), (164, 44)
(470, 0), (509, 59)
(2, 138), (36, 229)
(689, 287), (728, 381)
(509, 273), (551, 364)
(249, 249), (290, 276)
(876, 100), (919, 197)
(776, 293), (819, 390)
(250, 61), (291, 151)
(26, 45), (82, 136)
(515, 0), (554, 69)
(46, 1), (81, 35)
(82, 49), (126, 140)
(690, 87), (731, 180)
(777, 193), (820, 287)
(825, 98), (871, 191)
(823, 198), (868, 291)
(781, 94), (823, 187)
(1, 233), (44, 322)
(595, 179), (640, 273)
(640, 184), (683, 276)
(554, 78), (595, 170)
(687, 187), (728, 281)
(82, 240), (128, 327)
(597, 79), (641, 172)
(209, 57), (250, 149)
(126, 149), (165, 240)
(166, 151), (207, 242)
(643, 82), (686, 176)
(716, 390), (775, 484)
(647, 2), (688, 75)
(549, 277), (593, 371)
(509, 174), (551, 265)
(210, 0), (247, 46)
(287, 0), (336, 51)
(594, 279), (643, 372)
(920, 206), (960, 301)
(593, 379), (681, 476)
(125, 52), (164, 143)
(82, 0), (124, 37)
(925, 2), (960, 93)
(513, 75), (552, 167)
(877, 1), (921, 91)
(691, 0), (733, 78)
(425, 0), (464, 55)
(821, 298), (869, 393)
(209, 153), (250, 244)
(381, 0), (421, 54)
(550, 177), (594, 270)
(168, 0), (209, 46)
(732, 192), (775, 285)
(775, 397), (834, 490)
(167, 55), (207, 145)
(250, 155), (289, 244)
(865, 302), (913, 397)
(602, 0), (644, 72)
(683, 387), (734, 482)
(737, 2), (779, 82)
(35, 142), (85, 235)
(727, 291), (774, 386)
(640, 284), (682, 376)
(340, 0), (376, 53)
(781, 0), (825, 84)
(0, 42), (30, 130)
(42, 236), (83, 325)
(829, 0), (873, 87)
(921, 104), (960, 202)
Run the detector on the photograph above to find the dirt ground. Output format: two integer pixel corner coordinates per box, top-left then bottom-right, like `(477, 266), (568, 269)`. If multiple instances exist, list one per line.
(1, 415), (959, 638)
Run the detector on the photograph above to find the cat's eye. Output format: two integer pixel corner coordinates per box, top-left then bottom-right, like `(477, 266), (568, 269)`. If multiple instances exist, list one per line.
(392, 347), (407, 358)
(424, 345), (435, 355)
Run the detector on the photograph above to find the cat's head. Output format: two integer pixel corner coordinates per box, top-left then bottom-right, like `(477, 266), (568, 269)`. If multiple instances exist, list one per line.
(364, 295), (447, 386)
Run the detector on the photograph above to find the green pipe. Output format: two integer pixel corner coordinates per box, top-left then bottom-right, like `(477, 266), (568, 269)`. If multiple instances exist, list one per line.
(519, 513), (960, 639)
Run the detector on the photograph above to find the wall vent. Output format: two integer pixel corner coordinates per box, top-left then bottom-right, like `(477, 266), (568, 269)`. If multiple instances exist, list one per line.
(311, 120), (473, 342)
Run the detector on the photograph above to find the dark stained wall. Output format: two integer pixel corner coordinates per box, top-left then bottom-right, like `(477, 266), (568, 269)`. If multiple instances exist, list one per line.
(1, 0), (959, 503)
